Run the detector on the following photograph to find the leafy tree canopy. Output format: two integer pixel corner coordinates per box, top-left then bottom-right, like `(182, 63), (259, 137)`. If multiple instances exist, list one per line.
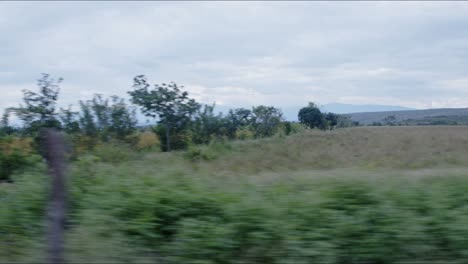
(128, 75), (200, 151)
(15, 73), (63, 133)
(298, 102), (325, 129)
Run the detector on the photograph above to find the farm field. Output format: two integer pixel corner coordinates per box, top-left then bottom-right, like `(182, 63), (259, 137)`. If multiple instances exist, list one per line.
(3, 126), (468, 263)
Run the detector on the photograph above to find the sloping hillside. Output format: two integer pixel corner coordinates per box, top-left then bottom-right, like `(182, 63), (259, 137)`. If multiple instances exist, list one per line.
(322, 103), (414, 114)
(348, 107), (468, 125)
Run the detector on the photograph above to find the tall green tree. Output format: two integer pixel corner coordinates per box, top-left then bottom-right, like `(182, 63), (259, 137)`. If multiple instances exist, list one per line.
(223, 108), (253, 139)
(251, 105), (283, 138)
(91, 94), (110, 133)
(78, 94), (137, 141)
(192, 103), (224, 144)
(59, 106), (80, 134)
(298, 102), (325, 129)
(108, 95), (137, 140)
(15, 73), (62, 133)
(78, 100), (98, 138)
(1, 109), (8, 128)
(128, 75), (200, 151)
(325, 112), (339, 130)
(0, 108), (15, 136)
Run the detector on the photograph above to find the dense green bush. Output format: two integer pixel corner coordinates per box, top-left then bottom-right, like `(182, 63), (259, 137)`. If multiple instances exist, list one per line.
(0, 151), (30, 182)
(0, 167), (48, 261)
(0, 136), (35, 182)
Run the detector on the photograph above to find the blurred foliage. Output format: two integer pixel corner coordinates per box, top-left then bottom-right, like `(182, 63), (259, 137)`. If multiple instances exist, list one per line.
(134, 131), (160, 151)
(14, 74), (63, 135)
(235, 126), (255, 140)
(153, 124), (192, 152)
(0, 136), (35, 182)
(129, 76), (200, 152)
(0, 161), (47, 262)
(4, 127), (468, 262)
(184, 140), (232, 162)
(251, 105), (284, 138)
(92, 142), (136, 164)
(5, 74), (468, 263)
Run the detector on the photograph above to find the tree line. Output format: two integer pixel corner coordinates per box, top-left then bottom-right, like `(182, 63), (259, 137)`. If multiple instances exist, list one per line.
(0, 73), (355, 153)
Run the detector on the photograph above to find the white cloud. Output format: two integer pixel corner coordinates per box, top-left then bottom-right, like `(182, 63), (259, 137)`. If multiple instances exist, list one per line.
(1, 1), (468, 115)
(439, 78), (468, 92)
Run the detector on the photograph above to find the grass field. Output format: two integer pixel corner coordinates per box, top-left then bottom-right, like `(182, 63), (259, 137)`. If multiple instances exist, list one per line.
(3, 126), (468, 263)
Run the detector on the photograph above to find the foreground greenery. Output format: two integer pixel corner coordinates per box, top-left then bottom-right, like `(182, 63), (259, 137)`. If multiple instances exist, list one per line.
(3, 127), (468, 263)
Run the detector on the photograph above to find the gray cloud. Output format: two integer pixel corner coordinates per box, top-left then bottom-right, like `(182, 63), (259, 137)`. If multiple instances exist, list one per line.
(2, 1), (468, 117)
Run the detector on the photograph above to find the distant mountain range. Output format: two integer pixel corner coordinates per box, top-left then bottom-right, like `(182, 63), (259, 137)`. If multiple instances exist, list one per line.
(347, 107), (468, 125)
(321, 103), (415, 114)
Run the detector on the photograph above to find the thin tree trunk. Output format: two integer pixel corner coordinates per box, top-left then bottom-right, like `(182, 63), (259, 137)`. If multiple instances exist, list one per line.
(43, 128), (67, 264)
(165, 122), (171, 152)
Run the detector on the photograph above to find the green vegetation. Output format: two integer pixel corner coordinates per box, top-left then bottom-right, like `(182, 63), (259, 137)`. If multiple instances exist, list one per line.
(14, 73), (63, 134)
(1, 73), (341, 155)
(298, 102), (340, 130)
(0, 137), (36, 182)
(3, 127), (468, 263)
(4, 74), (468, 263)
(129, 76), (201, 152)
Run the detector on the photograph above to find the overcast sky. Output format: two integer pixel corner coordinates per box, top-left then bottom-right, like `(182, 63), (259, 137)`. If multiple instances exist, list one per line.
(2, 1), (468, 115)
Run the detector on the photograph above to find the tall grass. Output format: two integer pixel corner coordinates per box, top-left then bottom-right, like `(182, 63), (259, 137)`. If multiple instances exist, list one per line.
(199, 126), (468, 173)
(3, 126), (468, 263)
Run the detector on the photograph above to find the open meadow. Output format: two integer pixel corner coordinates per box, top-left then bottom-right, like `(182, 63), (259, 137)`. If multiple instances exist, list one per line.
(2, 126), (468, 263)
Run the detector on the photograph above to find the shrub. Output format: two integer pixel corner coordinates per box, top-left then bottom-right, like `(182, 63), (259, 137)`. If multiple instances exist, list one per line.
(68, 134), (98, 159)
(289, 122), (307, 134)
(0, 151), (30, 182)
(282, 121), (293, 135)
(0, 168), (48, 259)
(184, 147), (216, 162)
(153, 125), (192, 152)
(93, 142), (136, 163)
(0, 136), (34, 182)
(74, 154), (101, 179)
(135, 131), (159, 151)
(184, 141), (232, 162)
(235, 127), (254, 140)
